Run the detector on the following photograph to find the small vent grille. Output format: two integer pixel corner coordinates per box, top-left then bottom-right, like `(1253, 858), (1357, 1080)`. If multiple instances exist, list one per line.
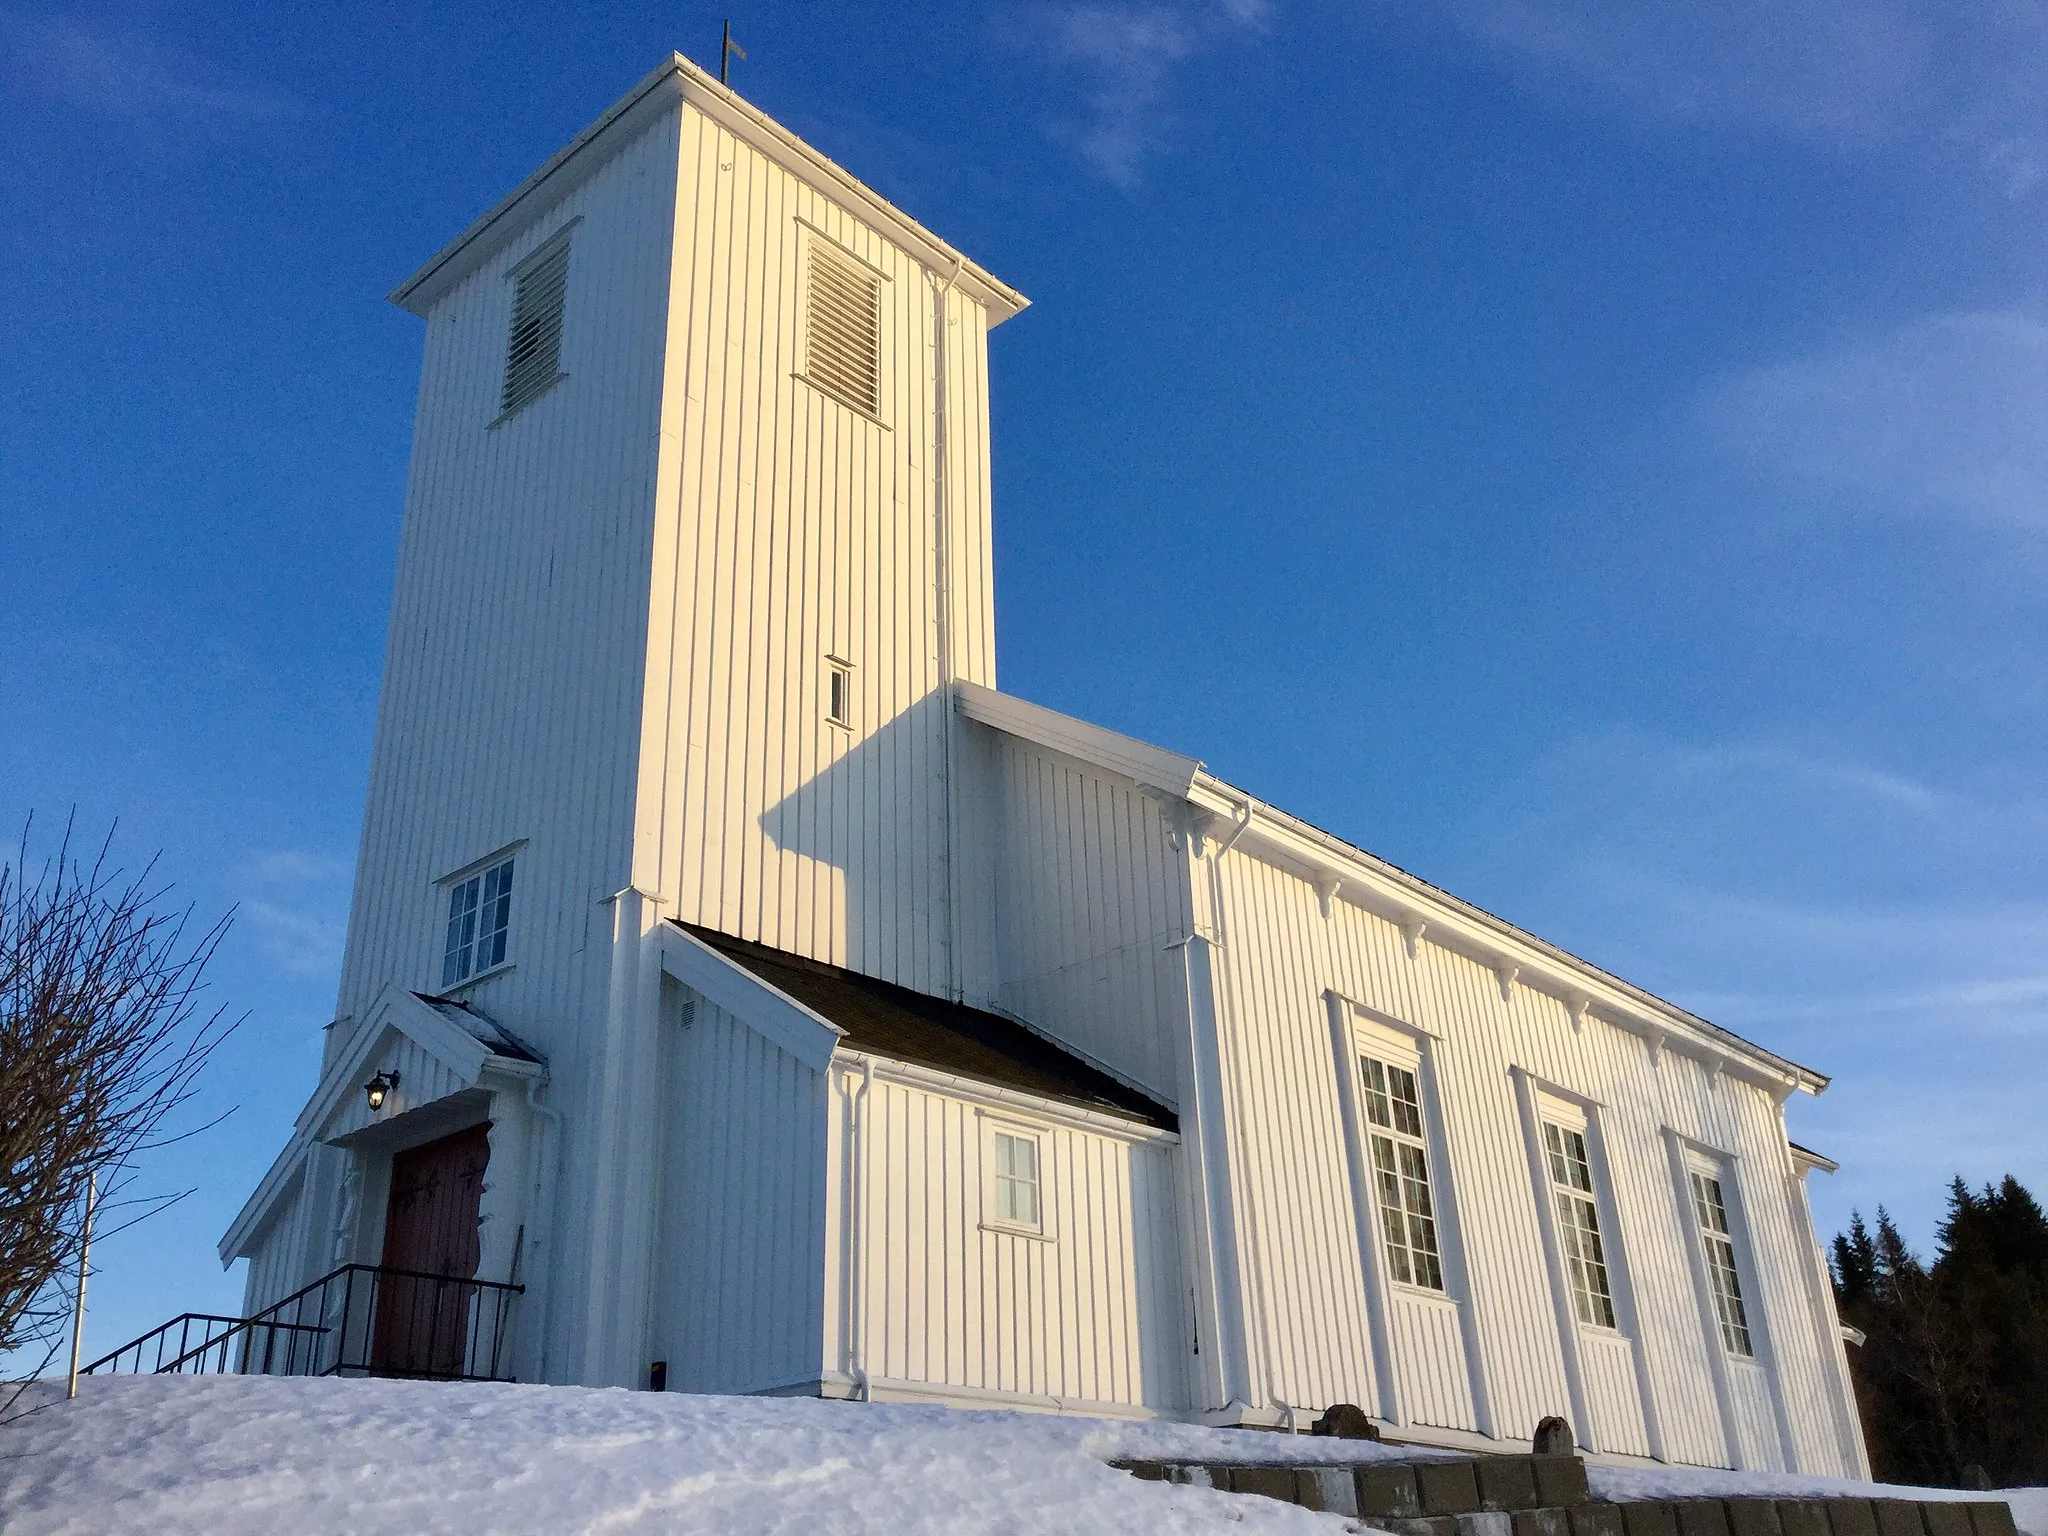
(804, 240), (881, 417)
(500, 236), (572, 419)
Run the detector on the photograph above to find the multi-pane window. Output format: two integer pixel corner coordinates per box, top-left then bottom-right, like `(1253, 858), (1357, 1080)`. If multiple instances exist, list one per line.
(1690, 1170), (1754, 1357)
(1360, 1054), (1444, 1291)
(992, 1131), (1041, 1228)
(442, 856), (514, 988)
(1543, 1121), (1618, 1329)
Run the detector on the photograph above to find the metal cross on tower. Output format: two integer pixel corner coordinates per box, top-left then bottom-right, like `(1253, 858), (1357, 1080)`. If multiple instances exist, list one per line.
(721, 20), (747, 86)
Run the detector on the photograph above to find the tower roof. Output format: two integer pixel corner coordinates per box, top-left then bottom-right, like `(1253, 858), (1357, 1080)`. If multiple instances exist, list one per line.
(390, 53), (1028, 325)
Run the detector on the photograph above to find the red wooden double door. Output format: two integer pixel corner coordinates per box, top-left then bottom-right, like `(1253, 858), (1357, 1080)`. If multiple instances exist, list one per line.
(373, 1123), (490, 1377)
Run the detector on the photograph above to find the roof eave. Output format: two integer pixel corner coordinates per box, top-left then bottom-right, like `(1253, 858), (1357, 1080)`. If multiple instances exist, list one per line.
(1184, 767), (1830, 1096)
(389, 54), (1027, 325)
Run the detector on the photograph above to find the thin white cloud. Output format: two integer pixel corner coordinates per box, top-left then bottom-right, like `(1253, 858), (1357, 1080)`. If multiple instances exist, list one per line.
(1406, 0), (2048, 194)
(1698, 310), (2048, 530)
(243, 898), (345, 978)
(241, 849), (350, 885)
(1664, 741), (1946, 813)
(0, 11), (299, 125)
(1009, 1), (1271, 187)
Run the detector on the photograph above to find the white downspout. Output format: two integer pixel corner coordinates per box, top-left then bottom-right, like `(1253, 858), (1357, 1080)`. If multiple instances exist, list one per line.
(1211, 794), (1256, 864)
(523, 1076), (564, 1382)
(933, 256), (967, 1002)
(845, 1058), (875, 1401)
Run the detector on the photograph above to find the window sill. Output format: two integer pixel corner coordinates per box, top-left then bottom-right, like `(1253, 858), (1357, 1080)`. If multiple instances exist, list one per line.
(438, 961), (515, 997)
(488, 374), (568, 430)
(979, 1219), (1054, 1244)
(1389, 1280), (1456, 1304)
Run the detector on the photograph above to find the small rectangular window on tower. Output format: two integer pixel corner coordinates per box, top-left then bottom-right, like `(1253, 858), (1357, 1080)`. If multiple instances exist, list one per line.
(498, 231), (573, 422)
(802, 235), (883, 418)
(825, 658), (853, 729)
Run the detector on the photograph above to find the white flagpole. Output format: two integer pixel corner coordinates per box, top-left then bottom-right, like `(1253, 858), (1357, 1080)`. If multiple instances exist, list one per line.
(66, 1171), (96, 1400)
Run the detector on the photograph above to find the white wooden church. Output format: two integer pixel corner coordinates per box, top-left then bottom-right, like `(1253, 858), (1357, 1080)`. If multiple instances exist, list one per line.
(220, 54), (1870, 1474)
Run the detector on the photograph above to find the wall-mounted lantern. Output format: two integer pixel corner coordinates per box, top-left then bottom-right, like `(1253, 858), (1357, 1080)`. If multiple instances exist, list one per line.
(365, 1070), (399, 1112)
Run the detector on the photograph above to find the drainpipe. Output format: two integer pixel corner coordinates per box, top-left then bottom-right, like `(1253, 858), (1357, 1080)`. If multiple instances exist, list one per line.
(845, 1058), (875, 1401)
(933, 255), (967, 1002)
(523, 1076), (564, 1383)
(1210, 794), (1256, 862)
(1200, 789), (1274, 1420)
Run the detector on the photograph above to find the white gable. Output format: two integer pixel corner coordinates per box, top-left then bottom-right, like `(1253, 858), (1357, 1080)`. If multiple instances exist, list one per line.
(218, 986), (543, 1262)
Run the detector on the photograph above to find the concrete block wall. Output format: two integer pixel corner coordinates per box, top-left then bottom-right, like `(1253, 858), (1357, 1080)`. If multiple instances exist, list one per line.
(1110, 1453), (2022, 1536)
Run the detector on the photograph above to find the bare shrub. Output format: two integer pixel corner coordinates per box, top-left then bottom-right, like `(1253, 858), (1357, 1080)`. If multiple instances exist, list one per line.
(0, 818), (237, 1410)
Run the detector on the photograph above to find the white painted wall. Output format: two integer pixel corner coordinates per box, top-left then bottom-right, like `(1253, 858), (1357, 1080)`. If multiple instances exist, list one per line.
(650, 984), (830, 1394)
(319, 103), (689, 1380)
(825, 1056), (1190, 1414)
(238, 1174), (307, 1320)
(634, 98), (1001, 1004)
(969, 726), (1192, 1103)
(1191, 828), (1863, 1471)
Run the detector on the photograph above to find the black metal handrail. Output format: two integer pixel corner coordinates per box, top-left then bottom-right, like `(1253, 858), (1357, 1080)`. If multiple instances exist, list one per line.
(83, 1263), (524, 1382)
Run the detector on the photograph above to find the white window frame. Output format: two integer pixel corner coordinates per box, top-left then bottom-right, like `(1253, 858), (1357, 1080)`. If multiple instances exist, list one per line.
(825, 655), (854, 731)
(1354, 1027), (1447, 1294)
(437, 845), (521, 991)
(1685, 1156), (1757, 1359)
(1539, 1106), (1621, 1332)
(978, 1113), (1053, 1240)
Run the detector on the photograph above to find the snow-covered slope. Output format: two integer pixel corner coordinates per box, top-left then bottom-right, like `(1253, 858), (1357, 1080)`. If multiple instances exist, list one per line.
(1, 1378), (2038, 1536)
(0, 1377), (1397, 1535)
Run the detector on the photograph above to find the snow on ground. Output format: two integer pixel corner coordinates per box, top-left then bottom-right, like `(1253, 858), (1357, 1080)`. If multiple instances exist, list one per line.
(0, 1377), (2038, 1536)
(0, 1376), (1402, 1536)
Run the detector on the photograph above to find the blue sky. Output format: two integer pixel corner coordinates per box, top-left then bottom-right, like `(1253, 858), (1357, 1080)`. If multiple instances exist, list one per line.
(4, 0), (2044, 1365)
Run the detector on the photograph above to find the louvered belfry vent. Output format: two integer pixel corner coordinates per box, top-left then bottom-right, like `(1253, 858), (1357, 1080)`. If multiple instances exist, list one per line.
(500, 235), (572, 420)
(804, 239), (882, 417)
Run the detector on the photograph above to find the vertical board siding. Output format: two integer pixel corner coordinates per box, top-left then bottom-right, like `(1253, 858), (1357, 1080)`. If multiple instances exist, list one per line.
(240, 1176), (308, 1319)
(1729, 1360), (1787, 1470)
(1581, 1331), (1652, 1454)
(334, 110), (682, 1095)
(645, 103), (999, 1000)
(323, 1034), (471, 1143)
(1392, 1293), (1478, 1429)
(1207, 851), (1381, 1420)
(1203, 839), (1859, 1471)
(840, 1067), (1187, 1409)
(655, 989), (829, 1393)
(983, 734), (1192, 1101)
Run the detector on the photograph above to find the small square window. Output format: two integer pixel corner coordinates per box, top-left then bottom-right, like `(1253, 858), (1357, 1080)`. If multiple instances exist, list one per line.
(826, 659), (853, 729)
(442, 855), (514, 988)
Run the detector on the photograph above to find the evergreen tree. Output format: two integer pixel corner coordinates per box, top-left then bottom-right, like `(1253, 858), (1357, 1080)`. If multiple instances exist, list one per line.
(1834, 1175), (2048, 1487)
(1833, 1213), (1877, 1307)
